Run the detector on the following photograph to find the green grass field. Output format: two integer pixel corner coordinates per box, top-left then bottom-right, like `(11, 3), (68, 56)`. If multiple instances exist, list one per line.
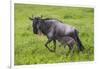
(14, 3), (94, 65)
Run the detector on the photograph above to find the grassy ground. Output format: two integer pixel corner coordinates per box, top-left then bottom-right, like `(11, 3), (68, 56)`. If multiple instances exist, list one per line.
(14, 3), (94, 65)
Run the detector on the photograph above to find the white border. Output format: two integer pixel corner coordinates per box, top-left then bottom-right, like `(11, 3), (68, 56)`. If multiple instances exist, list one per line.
(10, 0), (97, 69)
(0, 0), (10, 69)
(10, 0), (14, 68)
(14, 0), (95, 8)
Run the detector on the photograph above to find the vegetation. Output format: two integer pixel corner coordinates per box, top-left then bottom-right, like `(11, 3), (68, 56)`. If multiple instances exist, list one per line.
(14, 3), (94, 65)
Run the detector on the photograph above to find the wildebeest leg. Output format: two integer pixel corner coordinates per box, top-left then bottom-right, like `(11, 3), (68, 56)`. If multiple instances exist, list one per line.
(53, 40), (56, 52)
(67, 44), (74, 57)
(70, 46), (74, 57)
(45, 39), (54, 52)
(64, 43), (67, 48)
(67, 44), (71, 54)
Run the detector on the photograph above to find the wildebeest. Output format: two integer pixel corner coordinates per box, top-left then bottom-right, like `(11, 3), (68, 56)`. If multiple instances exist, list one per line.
(58, 36), (76, 49)
(57, 36), (76, 55)
(29, 16), (84, 54)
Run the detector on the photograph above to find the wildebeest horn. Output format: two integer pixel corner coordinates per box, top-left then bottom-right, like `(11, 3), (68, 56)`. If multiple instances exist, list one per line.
(29, 14), (34, 20)
(29, 17), (33, 20)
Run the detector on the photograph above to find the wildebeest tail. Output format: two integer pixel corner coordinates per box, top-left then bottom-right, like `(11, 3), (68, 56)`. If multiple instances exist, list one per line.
(74, 30), (84, 51)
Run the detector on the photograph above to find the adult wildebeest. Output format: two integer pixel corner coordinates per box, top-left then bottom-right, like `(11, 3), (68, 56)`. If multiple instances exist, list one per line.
(29, 16), (84, 53)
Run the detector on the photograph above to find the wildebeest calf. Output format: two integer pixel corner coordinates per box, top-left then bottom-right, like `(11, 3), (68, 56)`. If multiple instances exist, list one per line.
(57, 36), (76, 55)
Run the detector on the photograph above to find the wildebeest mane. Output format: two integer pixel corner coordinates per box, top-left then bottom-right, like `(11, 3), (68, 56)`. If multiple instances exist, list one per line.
(42, 18), (63, 23)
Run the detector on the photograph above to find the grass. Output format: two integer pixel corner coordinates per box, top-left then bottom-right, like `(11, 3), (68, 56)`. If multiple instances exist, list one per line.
(14, 3), (94, 65)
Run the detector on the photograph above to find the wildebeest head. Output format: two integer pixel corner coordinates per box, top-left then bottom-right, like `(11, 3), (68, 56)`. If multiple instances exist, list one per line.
(29, 15), (43, 34)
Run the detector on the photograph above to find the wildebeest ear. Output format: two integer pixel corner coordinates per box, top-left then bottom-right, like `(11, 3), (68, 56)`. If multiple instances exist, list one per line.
(29, 17), (33, 20)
